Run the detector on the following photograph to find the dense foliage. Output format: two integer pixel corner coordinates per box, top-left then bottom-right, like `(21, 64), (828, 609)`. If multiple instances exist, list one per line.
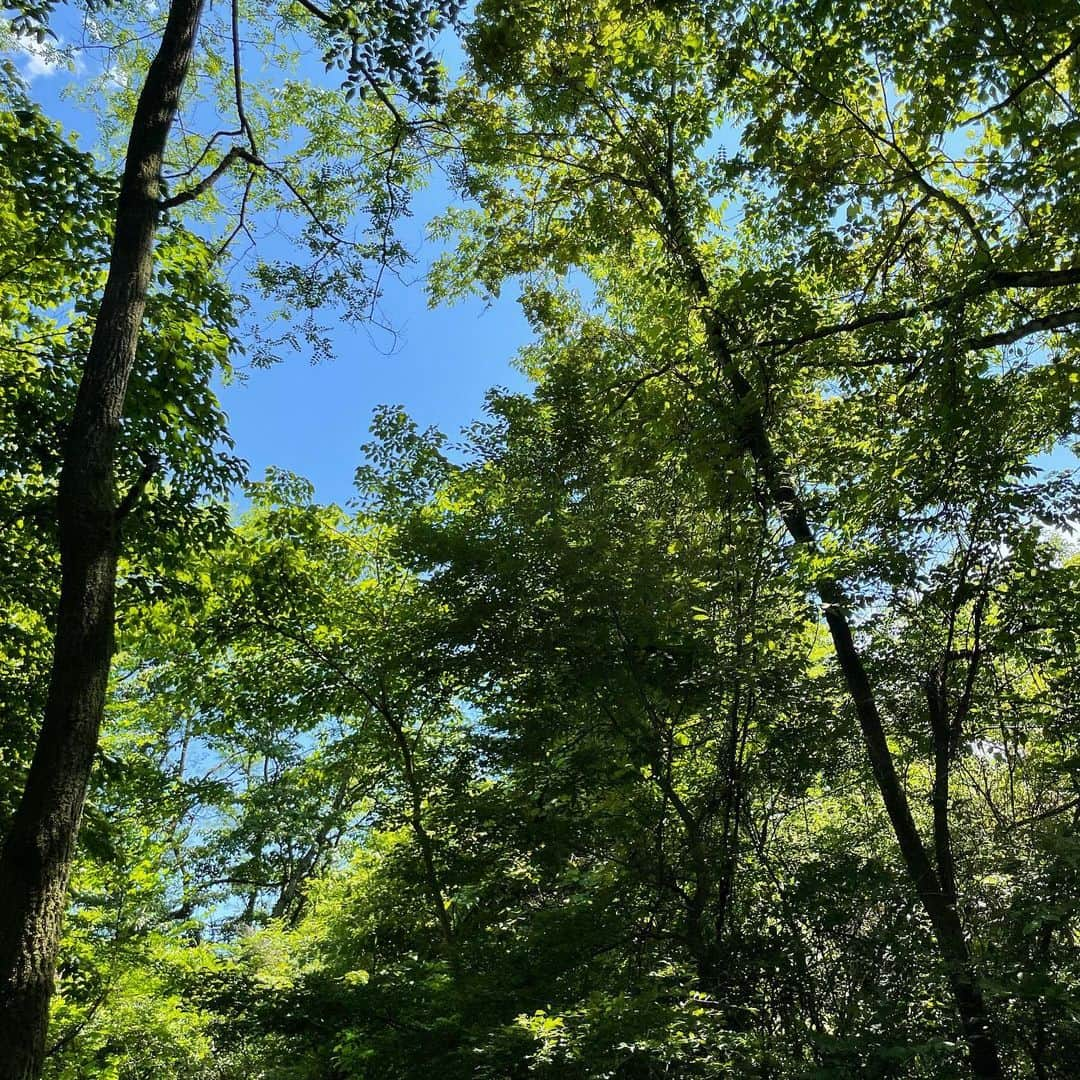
(2, 0), (1080, 1077)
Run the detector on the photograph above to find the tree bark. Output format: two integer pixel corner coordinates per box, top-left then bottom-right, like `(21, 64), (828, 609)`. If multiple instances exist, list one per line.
(0, 1), (204, 1074)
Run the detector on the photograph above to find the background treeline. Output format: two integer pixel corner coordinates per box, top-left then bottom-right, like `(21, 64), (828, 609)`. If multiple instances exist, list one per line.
(2, 0), (1080, 1077)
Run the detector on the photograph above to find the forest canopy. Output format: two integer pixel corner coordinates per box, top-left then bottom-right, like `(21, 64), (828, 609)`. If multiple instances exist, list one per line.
(1, 1), (1079, 1078)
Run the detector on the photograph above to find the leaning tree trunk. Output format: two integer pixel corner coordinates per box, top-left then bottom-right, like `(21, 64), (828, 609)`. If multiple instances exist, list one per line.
(735, 391), (1002, 1078)
(649, 186), (1004, 1078)
(0, 1), (204, 1074)
(700, 318), (1003, 1079)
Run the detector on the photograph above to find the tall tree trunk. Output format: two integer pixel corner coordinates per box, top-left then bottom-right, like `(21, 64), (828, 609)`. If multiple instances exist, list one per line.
(0, 1), (204, 1074)
(700, 315), (1002, 1079)
(648, 185), (1003, 1078)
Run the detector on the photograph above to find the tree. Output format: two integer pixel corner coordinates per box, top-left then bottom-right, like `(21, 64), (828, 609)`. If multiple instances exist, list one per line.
(0, 0), (456, 1070)
(424, 0), (1080, 1072)
(4, 0), (1080, 1075)
(0, 74), (243, 1076)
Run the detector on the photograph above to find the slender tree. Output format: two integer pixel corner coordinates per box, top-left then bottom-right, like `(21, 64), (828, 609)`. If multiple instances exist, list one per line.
(431, 0), (1080, 1071)
(0, 0), (456, 1067)
(0, 2), (208, 1071)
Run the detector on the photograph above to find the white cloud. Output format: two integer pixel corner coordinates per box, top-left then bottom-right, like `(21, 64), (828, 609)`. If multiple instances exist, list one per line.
(13, 33), (62, 79)
(11, 31), (85, 81)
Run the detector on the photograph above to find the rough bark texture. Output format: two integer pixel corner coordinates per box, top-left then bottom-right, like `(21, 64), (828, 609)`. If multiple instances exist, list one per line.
(0, 1), (204, 1074)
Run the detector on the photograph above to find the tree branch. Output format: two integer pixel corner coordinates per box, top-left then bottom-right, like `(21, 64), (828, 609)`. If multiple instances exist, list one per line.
(231, 0), (258, 153)
(115, 452), (160, 521)
(1010, 795), (1080, 829)
(963, 32), (1080, 125)
(160, 145), (261, 209)
(963, 306), (1080, 351)
(749, 266), (1080, 355)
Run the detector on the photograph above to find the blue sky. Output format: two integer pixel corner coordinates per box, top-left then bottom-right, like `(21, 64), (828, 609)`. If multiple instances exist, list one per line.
(213, 183), (534, 506)
(11, 12), (1075, 512)
(12, 12), (535, 507)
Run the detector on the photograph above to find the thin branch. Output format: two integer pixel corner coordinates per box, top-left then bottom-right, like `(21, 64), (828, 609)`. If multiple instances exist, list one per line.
(1008, 795), (1080, 829)
(858, 196), (928, 298)
(231, 0), (258, 154)
(165, 126), (243, 180)
(115, 452), (160, 521)
(749, 266), (1080, 355)
(160, 145), (261, 209)
(359, 55), (409, 128)
(611, 356), (685, 412)
(44, 987), (109, 1059)
(764, 46), (994, 260)
(214, 170), (256, 257)
(267, 162), (349, 244)
(292, 0), (412, 131)
(962, 306), (1080, 351)
(292, 0), (332, 21)
(963, 32), (1080, 125)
